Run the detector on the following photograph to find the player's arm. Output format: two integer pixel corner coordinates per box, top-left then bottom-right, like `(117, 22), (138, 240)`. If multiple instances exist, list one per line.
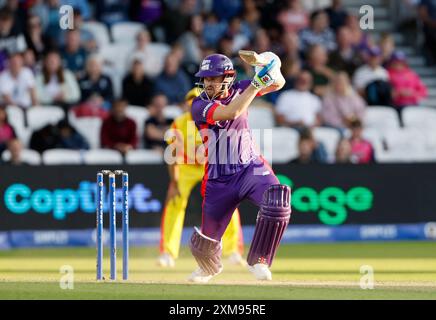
(212, 60), (276, 121)
(212, 85), (260, 121)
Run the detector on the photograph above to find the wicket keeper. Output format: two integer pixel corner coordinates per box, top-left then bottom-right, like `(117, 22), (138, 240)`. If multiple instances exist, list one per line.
(189, 53), (291, 282)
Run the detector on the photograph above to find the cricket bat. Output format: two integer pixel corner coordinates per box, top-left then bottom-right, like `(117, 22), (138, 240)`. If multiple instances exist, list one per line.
(238, 50), (269, 66)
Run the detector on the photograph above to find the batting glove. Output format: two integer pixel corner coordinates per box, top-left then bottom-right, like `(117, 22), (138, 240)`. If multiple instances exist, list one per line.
(251, 59), (276, 89)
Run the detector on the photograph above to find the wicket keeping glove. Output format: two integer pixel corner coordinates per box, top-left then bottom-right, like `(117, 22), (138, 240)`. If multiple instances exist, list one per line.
(251, 59), (276, 89)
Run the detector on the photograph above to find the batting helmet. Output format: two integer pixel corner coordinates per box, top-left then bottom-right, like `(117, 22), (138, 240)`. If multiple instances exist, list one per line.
(195, 54), (235, 78)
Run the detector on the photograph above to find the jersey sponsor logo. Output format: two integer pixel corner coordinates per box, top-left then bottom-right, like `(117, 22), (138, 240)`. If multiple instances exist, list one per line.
(202, 102), (214, 119)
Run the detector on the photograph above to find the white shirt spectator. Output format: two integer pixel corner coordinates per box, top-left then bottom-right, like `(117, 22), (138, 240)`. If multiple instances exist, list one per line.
(276, 90), (322, 126)
(0, 67), (35, 108)
(35, 70), (81, 105)
(352, 65), (389, 90)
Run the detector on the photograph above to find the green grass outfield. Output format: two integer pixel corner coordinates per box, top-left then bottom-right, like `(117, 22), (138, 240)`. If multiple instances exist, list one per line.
(0, 241), (436, 299)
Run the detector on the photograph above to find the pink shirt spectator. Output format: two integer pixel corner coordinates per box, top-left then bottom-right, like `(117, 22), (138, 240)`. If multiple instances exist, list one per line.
(388, 67), (427, 107)
(350, 139), (374, 164)
(0, 124), (15, 143)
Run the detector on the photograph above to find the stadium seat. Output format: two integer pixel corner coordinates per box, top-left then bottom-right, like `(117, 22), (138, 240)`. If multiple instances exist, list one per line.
(361, 128), (385, 158)
(125, 149), (164, 164)
(402, 107), (436, 129)
(248, 106), (275, 129)
(82, 22), (110, 48)
(83, 149), (123, 164)
(72, 117), (103, 149)
(99, 43), (134, 75)
(111, 22), (145, 44)
(5, 105), (31, 147)
(364, 106), (400, 131)
(376, 128), (426, 163)
(2, 149), (42, 165)
(42, 149), (83, 165)
(126, 106), (150, 144)
(258, 127), (298, 164)
(27, 106), (65, 131)
(313, 127), (341, 163)
(164, 105), (183, 120)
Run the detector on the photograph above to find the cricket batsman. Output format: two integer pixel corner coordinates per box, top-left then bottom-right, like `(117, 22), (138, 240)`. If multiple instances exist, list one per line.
(189, 52), (291, 282)
(159, 88), (245, 268)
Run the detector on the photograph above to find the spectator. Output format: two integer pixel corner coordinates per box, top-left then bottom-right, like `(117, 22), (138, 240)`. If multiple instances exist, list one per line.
(202, 13), (227, 48)
(253, 28), (272, 54)
(158, 0), (197, 44)
(154, 53), (191, 104)
(3, 0), (27, 33)
(418, 0), (436, 65)
(242, 0), (261, 37)
(289, 127), (328, 164)
(328, 26), (363, 76)
(35, 50), (81, 108)
(31, 0), (62, 46)
(299, 10), (336, 52)
(29, 124), (59, 153)
(352, 47), (391, 105)
(127, 30), (169, 79)
(281, 31), (301, 62)
(78, 54), (114, 110)
(178, 14), (204, 66)
(379, 33), (396, 67)
(24, 14), (49, 60)
(344, 14), (372, 53)
(60, 29), (88, 78)
(58, 9), (96, 52)
(335, 138), (352, 163)
(4, 138), (28, 165)
(322, 72), (366, 130)
(23, 48), (38, 73)
(305, 44), (335, 97)
(100, 99), (137, 154)
(0, 105), (16, 153)
(280, 57), (301, 90)
(95, 0), (129, 26)
(324, 0), (348, 31)
(275, 71), (322, 130)
(0, 8), (27, 55)
(226, 16), (251, 53)
(122, 58), (154, 107)
(348, 119), (375, 164)
(277, 0), (309, 34)
(387, 51), (427, 117)
(144, 94), (173, 152)
(56, 119), (89, 150)
(0, 52), (37, 109)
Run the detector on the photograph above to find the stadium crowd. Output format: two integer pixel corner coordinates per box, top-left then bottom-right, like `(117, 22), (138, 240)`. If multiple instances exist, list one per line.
(0, 0), (433, 166)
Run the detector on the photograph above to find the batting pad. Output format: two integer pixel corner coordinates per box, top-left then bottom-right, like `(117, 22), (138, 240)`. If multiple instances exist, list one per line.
(247, 184), (291, 267)
(190, 227), (223, 276)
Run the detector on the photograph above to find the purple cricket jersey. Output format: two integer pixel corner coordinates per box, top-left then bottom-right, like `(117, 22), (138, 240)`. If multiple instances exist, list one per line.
(191, 80), (259, 180)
